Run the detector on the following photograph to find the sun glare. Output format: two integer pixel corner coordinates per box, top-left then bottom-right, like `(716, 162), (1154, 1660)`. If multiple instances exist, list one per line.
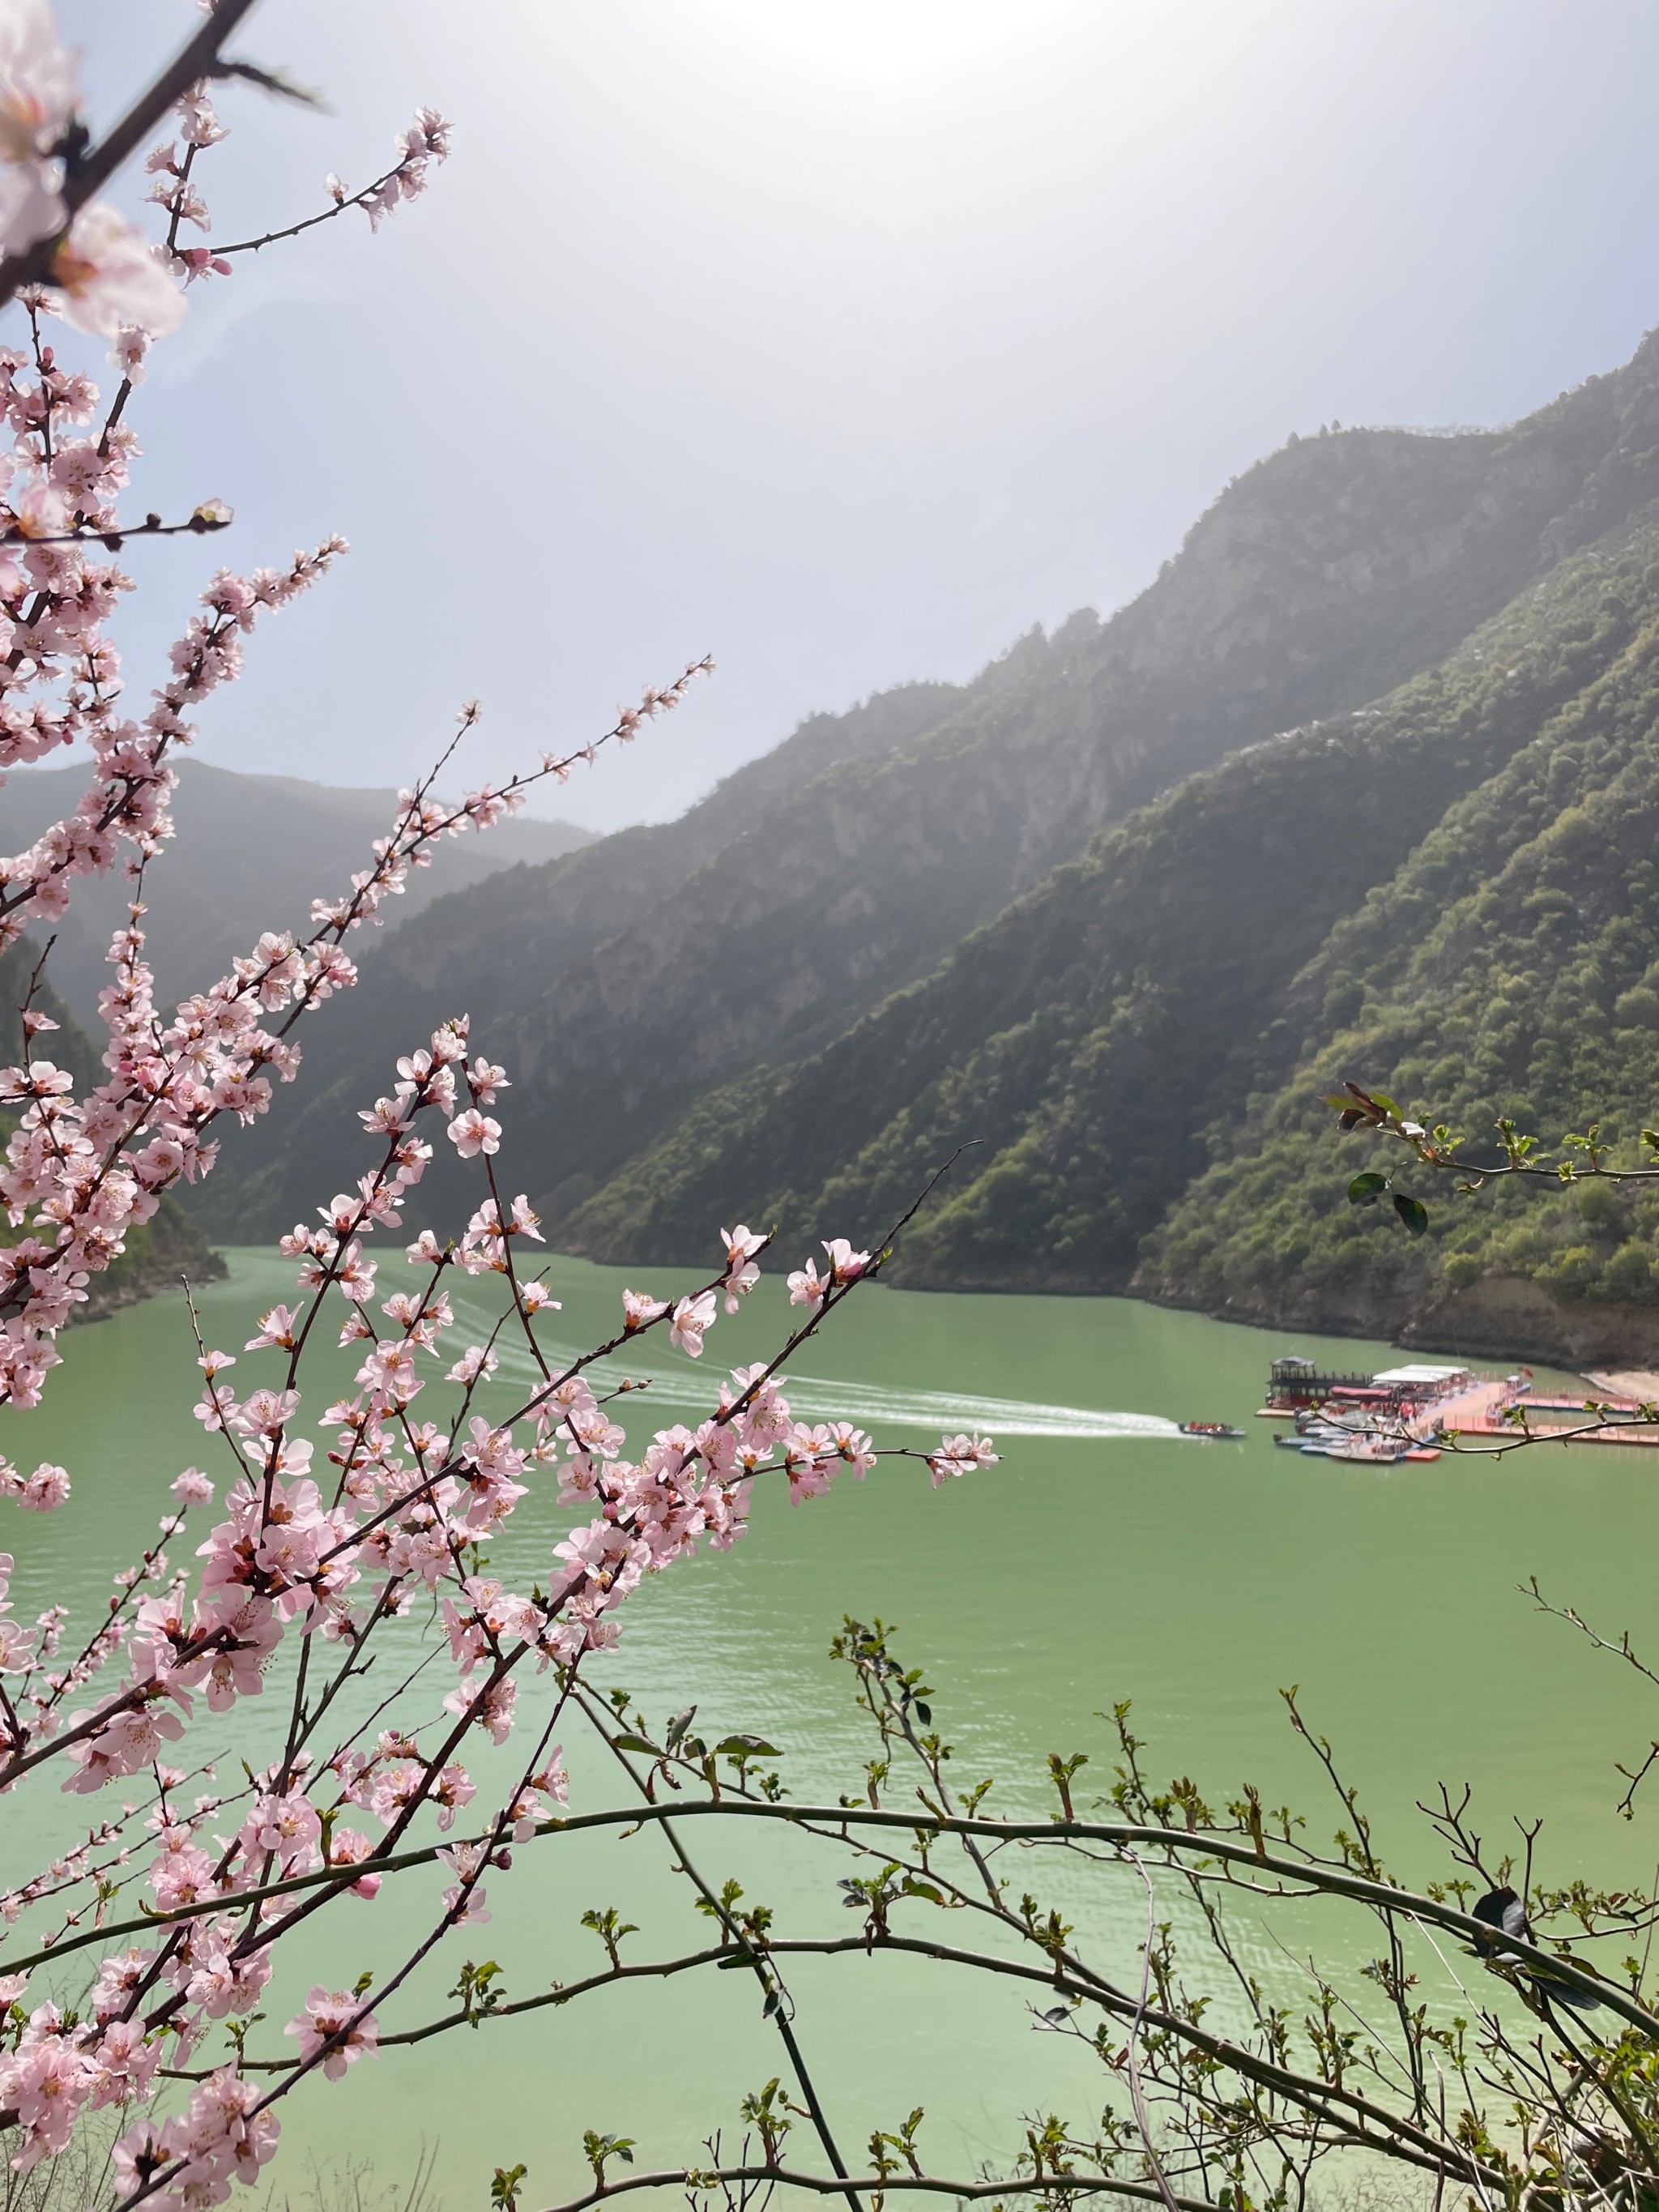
(698, 0), (1087, 83)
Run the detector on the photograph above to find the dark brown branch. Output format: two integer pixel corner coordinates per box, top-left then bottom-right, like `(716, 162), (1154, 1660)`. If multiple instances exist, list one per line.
(0, 510), (232, 551)
(0, 0), (263, 314)
(534, 2165), (1219, 2212)
(209, 157), (411, 256)
(9, 1798), (1636, 2041)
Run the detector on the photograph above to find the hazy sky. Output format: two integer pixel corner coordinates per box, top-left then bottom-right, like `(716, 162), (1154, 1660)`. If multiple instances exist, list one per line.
(51, 2), (1659, 831)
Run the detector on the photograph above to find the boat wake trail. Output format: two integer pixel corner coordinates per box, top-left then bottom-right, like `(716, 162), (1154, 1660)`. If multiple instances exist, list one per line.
(754, 1376), (1183, 1441)
(470, 1313), (1181, 1441)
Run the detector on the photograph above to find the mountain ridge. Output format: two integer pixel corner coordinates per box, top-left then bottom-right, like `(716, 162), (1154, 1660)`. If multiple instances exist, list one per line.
(564, 515), (1659, 1292)
(173, 327), (1659, 1364)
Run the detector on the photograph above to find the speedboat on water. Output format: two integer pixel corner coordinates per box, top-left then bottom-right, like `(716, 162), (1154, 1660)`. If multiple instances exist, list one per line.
(1179, 1420), (1247, 1440)
(1312, 1437), (1408, 1464)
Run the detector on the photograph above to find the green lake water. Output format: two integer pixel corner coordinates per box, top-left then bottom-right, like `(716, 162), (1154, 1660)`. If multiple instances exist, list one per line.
(6, 1249), (1659, 2207)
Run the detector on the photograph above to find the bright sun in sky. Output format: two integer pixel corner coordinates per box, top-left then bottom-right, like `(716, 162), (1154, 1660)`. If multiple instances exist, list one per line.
(698, 0), (1090, 81)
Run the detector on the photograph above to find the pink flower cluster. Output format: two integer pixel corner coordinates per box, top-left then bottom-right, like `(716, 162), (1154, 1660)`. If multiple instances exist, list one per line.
(0, 223), (710, 1416)
(283, 1986), (378, 2081)
(360, 109), (451, 232)
(0, 990), (997, 2169)
(0, 22), (998, 2206)
(0, 1996), (162, 2171)
(926, 1432), (1000, 1487)
(0, 21), (646, 1431)
(143, 84), (236, 290)
(787, 1236), (870, 1313)
(109, 2071), (279, 2205)
(0, 1005), (997, 2196)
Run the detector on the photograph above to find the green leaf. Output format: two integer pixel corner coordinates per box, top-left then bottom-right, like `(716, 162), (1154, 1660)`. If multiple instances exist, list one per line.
(1368, 1092), (1401, 1117)
(1392, 1194), (1429, 1236)
(610, 1733), (659, 1754)
(714, 1734), (782, 1757)
(1347, 1172), (1388, 1206)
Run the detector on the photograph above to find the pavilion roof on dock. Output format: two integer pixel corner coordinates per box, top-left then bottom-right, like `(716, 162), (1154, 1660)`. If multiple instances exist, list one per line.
(1265, 1356), (1470, 1410)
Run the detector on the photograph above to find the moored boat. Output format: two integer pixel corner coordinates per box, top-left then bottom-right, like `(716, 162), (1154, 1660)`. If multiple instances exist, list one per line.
(1311, 1438), (1408, 1463)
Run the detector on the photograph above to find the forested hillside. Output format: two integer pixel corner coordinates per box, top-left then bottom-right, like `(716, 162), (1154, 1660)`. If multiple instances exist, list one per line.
(187, 331), (1659, 1256)
(568, 529), (1659, 1318)
(1140, 552), (1659, 1364)
(165, 329), (1659, 1363)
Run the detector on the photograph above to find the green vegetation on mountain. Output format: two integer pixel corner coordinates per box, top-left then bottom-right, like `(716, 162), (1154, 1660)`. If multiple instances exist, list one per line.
(189, 333), (1659, 1265)
(1141, 554), (1659, 1362)
(164, 329), (1659, 1364)
(567, 527), (1659, 1328)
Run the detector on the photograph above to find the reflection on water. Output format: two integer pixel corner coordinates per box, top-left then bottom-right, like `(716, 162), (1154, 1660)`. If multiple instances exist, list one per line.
(4, 1249), (1659, 2205)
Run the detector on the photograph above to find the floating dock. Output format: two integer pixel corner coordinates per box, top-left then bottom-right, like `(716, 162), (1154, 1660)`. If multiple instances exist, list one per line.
(1261, 1358), (1659, 1450)
(1431, 1377), (1659, 1448)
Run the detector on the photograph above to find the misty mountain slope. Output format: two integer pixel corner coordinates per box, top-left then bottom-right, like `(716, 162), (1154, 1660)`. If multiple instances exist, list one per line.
(563, 520), (1659, 1278)
(190, 327), (1659, 1246)
(180, 674), (983, 1235)
(0, 761), (595, 1025)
